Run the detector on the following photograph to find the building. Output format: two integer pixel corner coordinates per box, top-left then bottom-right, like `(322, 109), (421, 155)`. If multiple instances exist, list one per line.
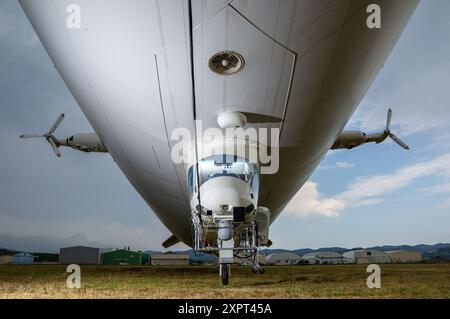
(257, 252), (267, 265)
(0, 252), (15, 265)
(265, 252), (301, 265)
(302, 251), (346, 264)
(151, 252), (189, 266)
(12, 252), (35, 264)
(386, 250), (422, 263)
(0, 251), (36, 264)
(59, 246), (104, 265)
(343, 250), (392, 264)
(102, 249), (149, 265)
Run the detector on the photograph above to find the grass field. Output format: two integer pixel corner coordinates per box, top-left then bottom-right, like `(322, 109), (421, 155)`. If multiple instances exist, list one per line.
(0, 263), (449, 299)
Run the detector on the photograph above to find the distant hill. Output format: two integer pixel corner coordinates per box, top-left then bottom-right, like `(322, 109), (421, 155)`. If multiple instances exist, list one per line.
(366, 243), (450, 255)
(422, 247), (450, 261)
(0, 248), (17, 256)
(263, 243), (450, 260)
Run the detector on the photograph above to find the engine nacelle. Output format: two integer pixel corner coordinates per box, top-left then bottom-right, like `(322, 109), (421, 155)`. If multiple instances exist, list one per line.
(331, 131), (367, 149)
(331, 110), (409, 151)
(58, 133), (107, 153)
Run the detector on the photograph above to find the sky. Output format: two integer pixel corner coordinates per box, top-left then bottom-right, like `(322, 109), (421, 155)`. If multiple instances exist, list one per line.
(0, 1), (449, 253)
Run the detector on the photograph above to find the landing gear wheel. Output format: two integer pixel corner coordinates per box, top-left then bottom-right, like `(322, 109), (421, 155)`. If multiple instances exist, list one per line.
(259, 268), (265, 274)
(251, 268), (258, 274)
(221, 264), (229, 285)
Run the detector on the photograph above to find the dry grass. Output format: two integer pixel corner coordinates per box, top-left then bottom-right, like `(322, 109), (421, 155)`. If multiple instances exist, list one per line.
(0, 263), (449, 299)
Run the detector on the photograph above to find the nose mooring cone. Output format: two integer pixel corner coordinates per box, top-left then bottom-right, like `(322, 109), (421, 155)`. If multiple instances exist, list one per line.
(217, 111), (247, 128)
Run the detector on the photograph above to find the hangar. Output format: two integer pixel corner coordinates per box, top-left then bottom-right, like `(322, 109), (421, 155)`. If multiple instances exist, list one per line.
(386, 250), (422, 263)
(0, 251), (35, 264)
(151, 252), (189, 266)
(12, 252), (36, 264)
(343, 250), (392, 264)
(265, 252), (301, 265)
(59, 246), (108, 264)
(102, 249), (149, 265)
(302, 251), (345, 264)
(0, 251), (15, 264)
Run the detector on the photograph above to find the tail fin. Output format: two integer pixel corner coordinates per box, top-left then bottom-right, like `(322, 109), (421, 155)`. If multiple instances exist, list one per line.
(162, 234), (180, 248)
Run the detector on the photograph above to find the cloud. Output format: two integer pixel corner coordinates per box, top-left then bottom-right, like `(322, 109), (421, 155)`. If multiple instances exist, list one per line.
(283, 182), (344, 218)
(429, 130), (450, 151)
(0, 213), (171, 252)
(438, 199), (450, 209)
(319, 161), (355, 170)
(285, 154), (450, 218)
(347, 1), (450, 136)
(420, 182), (450, 195)
(0, 233), (110, 253)
(338, 154), (450, 206)
(336, 162), (355, 169)
(0, 2), (188, 253)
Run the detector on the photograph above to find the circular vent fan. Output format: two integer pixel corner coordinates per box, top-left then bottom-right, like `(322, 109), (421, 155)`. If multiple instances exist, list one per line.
(209, 51), (245, 76)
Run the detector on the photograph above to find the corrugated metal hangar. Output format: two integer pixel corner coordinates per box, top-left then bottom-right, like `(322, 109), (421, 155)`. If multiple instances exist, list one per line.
(12, 252), (36, 264)
(102, 249), (149, 265)
(302, 251), (346, 264)
(343, 250), (392, 264)
(386, 250), (422, 263)
(0, 252), (36, 264)
(59, 246), (105, 264)
(151, 252), (189, 266)
(265, 252), (301, 265)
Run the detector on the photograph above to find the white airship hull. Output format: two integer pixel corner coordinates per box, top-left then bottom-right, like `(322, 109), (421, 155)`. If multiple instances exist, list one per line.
(19, 0), (419, 246)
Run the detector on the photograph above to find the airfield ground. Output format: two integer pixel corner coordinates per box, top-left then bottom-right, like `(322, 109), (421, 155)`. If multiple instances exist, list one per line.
(0, 263), (449, 298)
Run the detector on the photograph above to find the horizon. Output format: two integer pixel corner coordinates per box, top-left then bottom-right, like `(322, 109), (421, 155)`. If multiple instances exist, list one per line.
(1, 231), (448, 254)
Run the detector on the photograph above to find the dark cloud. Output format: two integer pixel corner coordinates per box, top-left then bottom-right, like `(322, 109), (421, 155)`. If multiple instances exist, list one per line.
(0, 0), (174, 251)
(0, 233), (110, 253)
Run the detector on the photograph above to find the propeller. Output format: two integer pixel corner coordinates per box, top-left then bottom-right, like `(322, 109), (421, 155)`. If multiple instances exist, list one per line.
(20, 113), (65, 157)
(381, 109), (409, 150)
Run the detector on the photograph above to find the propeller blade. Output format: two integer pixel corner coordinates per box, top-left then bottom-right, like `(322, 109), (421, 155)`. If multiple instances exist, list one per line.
(46, 137), (61, 157)
(20, 134), (41, 139)
(48, 113), (65, 135)
(386, 109), (392, 130)
(389, 133), (409, 150)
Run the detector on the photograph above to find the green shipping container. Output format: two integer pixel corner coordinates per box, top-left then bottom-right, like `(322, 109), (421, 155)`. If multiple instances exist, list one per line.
(102, 249), (149, 265)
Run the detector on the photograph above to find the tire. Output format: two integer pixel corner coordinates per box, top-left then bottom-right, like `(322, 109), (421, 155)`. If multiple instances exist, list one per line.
(259, 268), (265, 274)
(221, 264), (229, 285)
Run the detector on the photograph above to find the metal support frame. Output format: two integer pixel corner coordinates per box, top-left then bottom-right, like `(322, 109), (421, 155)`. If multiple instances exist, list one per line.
(191, 209), (263, 273)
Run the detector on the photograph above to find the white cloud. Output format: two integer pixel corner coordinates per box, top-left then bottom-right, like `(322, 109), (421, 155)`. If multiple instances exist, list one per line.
(425, 129), (450, 153)
(283, 182), (344, 218)
(319, 161), (355, 170)
(420, 182), (450, 195)
(438, 199), (450, 209)
(284, 154), (450, 218)
(338, 154), (450, 206)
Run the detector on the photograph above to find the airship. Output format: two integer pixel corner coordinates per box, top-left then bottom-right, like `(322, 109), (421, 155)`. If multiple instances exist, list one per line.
(19, 0), (417, 284)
